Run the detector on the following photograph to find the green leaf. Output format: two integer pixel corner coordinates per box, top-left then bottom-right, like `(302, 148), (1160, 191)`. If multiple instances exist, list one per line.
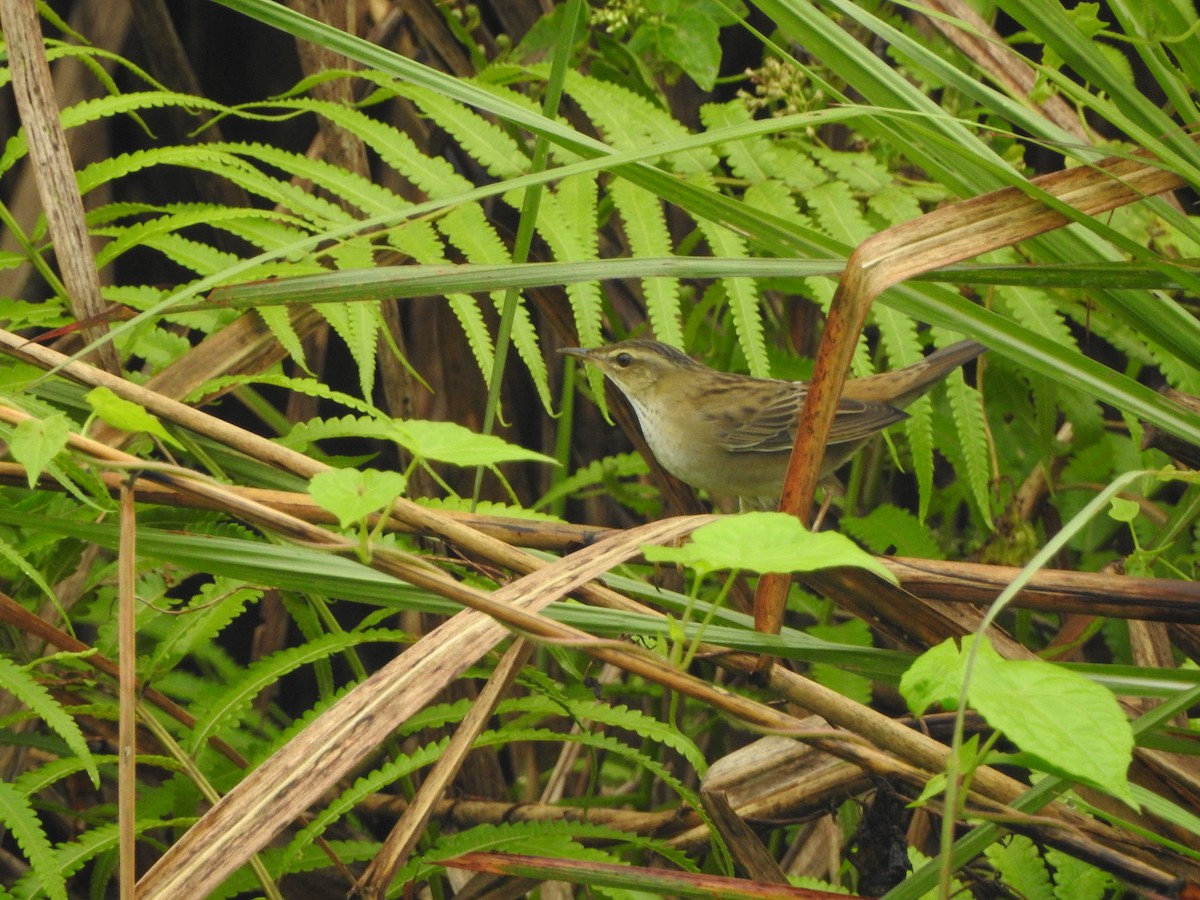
(985, 835), (1054, 900)
(0, 780), (66, 900)
(902, 636), (1136, 806)
(389, 419), (557, 467)
(0, 656), (99, 789)
(943, 362), (993, 527)
(85, 386), (180, 447)
(1047, 847), (1115, 900)
(9, 413), (71, 488)
(631, 0), (746, 90)
(319, 294), (382, 401)
(609, 178), (682, 346)
(642, 512), (897, 581)
(187, 628), (410, 754)
(1107, 496), (1140, 524)
(143, 581), (261, 678)
(274, 737), (449, 874)
(898, 636), (964, 714)
(308, 468), (407, 528)
(841, 504), (946, 559)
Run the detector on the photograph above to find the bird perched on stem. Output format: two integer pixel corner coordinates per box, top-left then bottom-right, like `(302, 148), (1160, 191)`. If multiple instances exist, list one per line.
(562, 339), (985, 508)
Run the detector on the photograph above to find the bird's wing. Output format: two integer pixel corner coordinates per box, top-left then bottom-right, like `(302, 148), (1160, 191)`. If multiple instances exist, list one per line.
(711, 385), (907, 454)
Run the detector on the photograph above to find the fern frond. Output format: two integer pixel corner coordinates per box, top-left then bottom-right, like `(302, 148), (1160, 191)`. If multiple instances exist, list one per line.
(807, 180), (874, 245)
(215, 139), (407, 217)
(418, 496), (566, 522)
(319, 296), (383, 400)
(91, 203), (315, 270)
(945, 370), (994, 527)
(841, 504), (946, 559)
(304, 97), (475, 199)
(214, 840), (380, 899)
(538, 698), (709, 774)
(393, 697), (474, 735)
(700, 100), (777, 182)
(985, 835), (1054, 900)
(137, 231), (241, 277)
(446, 294), (496, 382)
(0, 91), (232, 176)
(742, 178), (816, 231)
(9, 817), (193, 898)
(868, 183), (923, 226)
(0, 780), (67, 900)
(0, 538), (68, 641)
(609, 178), (682, 345)
(993, 283), (1076, 348)
(186, 629), (411, 754)
(187, 373), (379, 414)
(280, 414), (394, 451)
(437, 204), (551, 410)
(274, 738), (448, 875)
(78, 144), (352, 227)
(403, 83), (528, 179)
(532, 452), (650, 511)
(475, 726), (703, 813)
(564, 71), (717, 174)
(811, 147), (891, 193)
(142, 582), (261, 679)
(521, 177), (604, 349)
(696, 219), (768, 377)
(256, 304), (309, 370)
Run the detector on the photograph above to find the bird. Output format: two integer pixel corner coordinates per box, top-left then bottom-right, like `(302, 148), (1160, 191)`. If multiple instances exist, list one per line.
(562, 338), (985, 506)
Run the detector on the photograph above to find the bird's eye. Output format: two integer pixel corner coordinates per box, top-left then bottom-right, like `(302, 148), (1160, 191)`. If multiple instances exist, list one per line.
(615, 352), (633, 367)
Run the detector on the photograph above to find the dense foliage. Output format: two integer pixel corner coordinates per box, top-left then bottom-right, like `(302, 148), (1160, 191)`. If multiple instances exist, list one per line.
(1, 0), (1199, 897)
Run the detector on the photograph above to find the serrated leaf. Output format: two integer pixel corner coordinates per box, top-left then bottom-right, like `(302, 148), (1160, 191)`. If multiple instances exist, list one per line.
(812, 147), (891, 192)
(85, 386), (180, 447)
(308, 468), (407, 528)
(437, 204), (552, 410)
(902, 636), (1136, 806)
(389, 419), (557, 467)
(643, 512), (897, 582)
(446, 294), (496, 381)
(993, 282), (1075, 346)
(403, 84), (527, 180)
(696, 219), (768, 378)
(9, 413), (71, 488)
(985, 835), (1054, 900)
(281, 414), (394, 450)
(275, 737), (448, 875)
(144, 582), (261, 677)
(1047, 847), (1114, 900)
(0, 656), (99, 788)
(807, 179), (874, 245)
(868, 183), (922, 225)
(187, 629), (411, 754)
(610, 178), (682, 345)
(841, 504), (946, 559)
(319, 295), (382, 399)
(945, 368), (993, 527)
(0, 780), (66, 900)
(564, 70), (717, 173)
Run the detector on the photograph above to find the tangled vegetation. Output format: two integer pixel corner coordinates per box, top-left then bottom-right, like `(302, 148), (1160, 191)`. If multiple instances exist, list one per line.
(1, 1), (1199, 897)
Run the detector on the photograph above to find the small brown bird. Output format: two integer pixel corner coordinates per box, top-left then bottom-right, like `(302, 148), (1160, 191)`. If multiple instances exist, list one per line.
(562, 339), (984, 505)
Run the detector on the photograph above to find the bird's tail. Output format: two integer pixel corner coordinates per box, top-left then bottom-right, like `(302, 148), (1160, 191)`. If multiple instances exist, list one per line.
(841, 340), (986, 409)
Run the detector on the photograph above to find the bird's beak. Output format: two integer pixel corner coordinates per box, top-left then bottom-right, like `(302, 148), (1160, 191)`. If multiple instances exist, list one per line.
(559, 347), (591, 360)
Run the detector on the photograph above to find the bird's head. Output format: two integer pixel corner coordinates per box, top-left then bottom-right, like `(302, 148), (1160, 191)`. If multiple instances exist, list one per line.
(560, 340), (702, 402)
